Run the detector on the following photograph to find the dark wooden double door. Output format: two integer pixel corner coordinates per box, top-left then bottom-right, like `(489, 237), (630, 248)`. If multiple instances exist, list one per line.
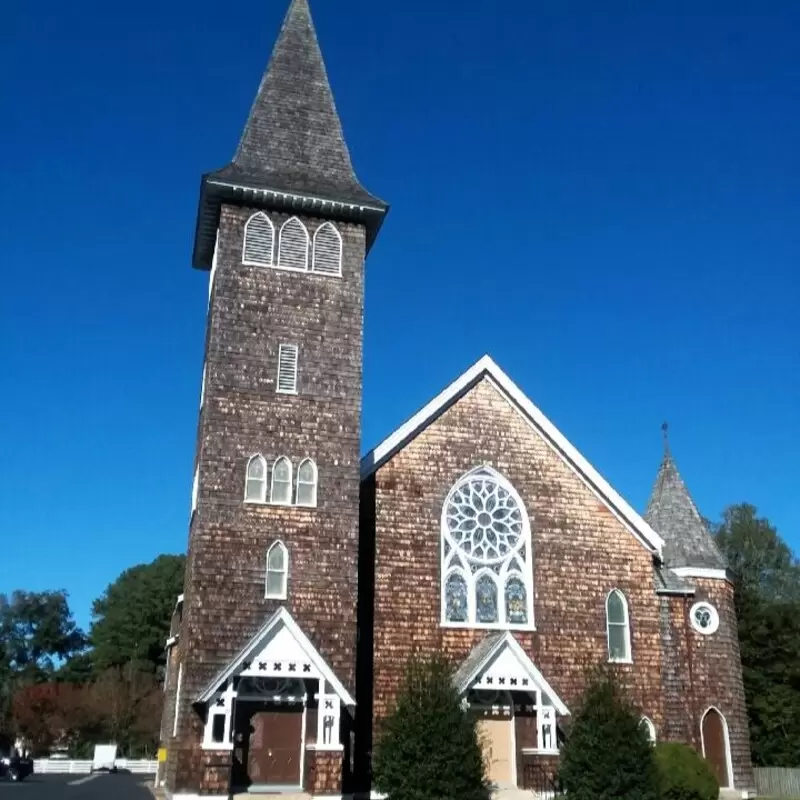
(232, 704), (303, 789)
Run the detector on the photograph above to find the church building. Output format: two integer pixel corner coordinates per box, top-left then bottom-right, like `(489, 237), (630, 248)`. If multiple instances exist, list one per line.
(158, 1), (755, 797)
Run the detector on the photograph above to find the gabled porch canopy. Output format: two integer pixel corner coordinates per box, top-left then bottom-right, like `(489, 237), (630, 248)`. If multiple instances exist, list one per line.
(453, 632), (569, 717)
(195, 606), (355, 707)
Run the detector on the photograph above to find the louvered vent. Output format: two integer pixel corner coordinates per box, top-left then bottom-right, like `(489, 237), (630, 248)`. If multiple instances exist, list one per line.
(278, 217), (309, 271)
(312, 222), (343, 276)
(277, 344), (299, 394)
(243, 212), (274, 265)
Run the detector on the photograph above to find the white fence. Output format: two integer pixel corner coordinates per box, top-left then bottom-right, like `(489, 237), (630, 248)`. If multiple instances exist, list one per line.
(33, 759), (158, 775)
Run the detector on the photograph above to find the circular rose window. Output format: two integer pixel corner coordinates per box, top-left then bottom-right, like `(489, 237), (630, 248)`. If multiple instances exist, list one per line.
(445, 474), (524, 563)
(690, 601), (720, 635)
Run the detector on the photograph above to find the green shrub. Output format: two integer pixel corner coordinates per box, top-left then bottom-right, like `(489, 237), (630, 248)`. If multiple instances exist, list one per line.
(371, 655), (490, 800)
(557, 668), (659, 800)
(655, 742), (719, 800)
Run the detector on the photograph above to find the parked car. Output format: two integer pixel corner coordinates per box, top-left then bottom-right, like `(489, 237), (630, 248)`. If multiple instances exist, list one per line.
(0, 749), (34, 782)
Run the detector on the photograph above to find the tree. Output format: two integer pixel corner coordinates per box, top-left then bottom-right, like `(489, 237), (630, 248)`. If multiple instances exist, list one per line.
(714, 504), (800, 766)
(90, 554), (185, 674)
(372, 655), (490, 800)
(11, 682), (84, 755)
(557, 668), (658, 800)
(655, 742), (718, 800)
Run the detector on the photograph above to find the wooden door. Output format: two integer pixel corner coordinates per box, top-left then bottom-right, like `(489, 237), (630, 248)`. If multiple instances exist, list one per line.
(477, 718), (512, 786)
(247, 707), (303, 786)
(702, 708), (730, 788)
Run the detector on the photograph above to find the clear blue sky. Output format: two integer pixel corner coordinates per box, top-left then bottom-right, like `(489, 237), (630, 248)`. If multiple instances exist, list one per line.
(1, 0), (798, 632)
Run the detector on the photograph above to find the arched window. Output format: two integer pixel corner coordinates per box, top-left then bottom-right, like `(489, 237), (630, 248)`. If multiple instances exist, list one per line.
(312, 222), (343, 276)
(296, 458), (318, 507)
(639, 717), (656, 746)
(265, 541), (288, 599)
(245, 455), (267, 503)
(278, 217), (309, 271)
(270, 457), (292, 504)
(243, 212), (275, 266)
(440, 466), (534, 629)
(606, 589), (631, 662)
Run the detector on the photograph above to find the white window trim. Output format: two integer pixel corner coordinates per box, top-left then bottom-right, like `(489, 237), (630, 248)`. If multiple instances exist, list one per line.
(270, 456), (293, 505)
(311, 221), (343, 277)
(172, 663), (183, 738)
(202, 679), (236, 751)
(276, 343), (299, 395)
(700, 706), (735, 789)
(265, 541), (289, 600)
(640, 716), (657, 745)
(296, 458), (318, 508)
(244, 454), (268, 504)
(440, 466), (535, 631)
(278, 216), (310, 272)
(242, 211), (275, 267)
(606, 589), (632, 663)
(690, 601), (720, 635)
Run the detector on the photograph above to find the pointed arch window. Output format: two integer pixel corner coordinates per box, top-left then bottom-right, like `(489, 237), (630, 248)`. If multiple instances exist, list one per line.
(265, 541), (288, 599)
(312, 222), (343, 276)
(606, 589), (632, 662)
(639, 717), (656, 746)
(296, 458), (318, 507)
(278, 217), (309, 271)
(243, 212), (275, 266)
(440, 466), (534, 630)
(245, 455), (268, 503)
(270, 457), (293, 505)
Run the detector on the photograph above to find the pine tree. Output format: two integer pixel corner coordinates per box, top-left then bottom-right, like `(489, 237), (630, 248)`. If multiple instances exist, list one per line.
(557, 668), (659, 800)
(371, 655), (490, 800)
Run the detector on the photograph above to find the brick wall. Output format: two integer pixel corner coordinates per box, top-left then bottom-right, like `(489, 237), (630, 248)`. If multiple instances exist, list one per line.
(164, 204), (365, 795)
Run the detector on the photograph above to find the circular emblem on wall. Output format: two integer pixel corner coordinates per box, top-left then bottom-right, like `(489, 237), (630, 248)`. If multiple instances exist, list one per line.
(690, 601), (720, 635)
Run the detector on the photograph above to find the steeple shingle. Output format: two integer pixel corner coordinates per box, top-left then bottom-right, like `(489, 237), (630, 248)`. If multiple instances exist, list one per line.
(645, 449), (727, 570)
(193, 0), (387, 268)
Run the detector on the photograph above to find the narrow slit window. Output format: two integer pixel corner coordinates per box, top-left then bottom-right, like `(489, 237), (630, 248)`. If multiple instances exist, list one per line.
(243, 212), (275, 266)
(277, 344), (299, 394)
(270, 457), (292, 505)
(296, 459), (318, 507)
(266, 541), (288, 599)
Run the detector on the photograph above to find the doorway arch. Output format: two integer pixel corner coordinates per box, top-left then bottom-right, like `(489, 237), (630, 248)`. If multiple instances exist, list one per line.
(700, 707), (733, 788)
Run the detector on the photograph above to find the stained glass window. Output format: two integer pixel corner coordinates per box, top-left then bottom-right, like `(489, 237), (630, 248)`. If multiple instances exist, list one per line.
(445, 572), (468, 622)
(505, 576), (527, 624)
(475, 574), (498, 623)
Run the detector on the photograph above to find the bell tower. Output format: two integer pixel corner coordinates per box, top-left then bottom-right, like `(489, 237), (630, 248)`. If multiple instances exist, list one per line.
(160, 0), (387, 796)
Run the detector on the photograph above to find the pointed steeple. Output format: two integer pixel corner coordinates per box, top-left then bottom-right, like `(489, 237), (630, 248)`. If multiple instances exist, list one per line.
(193, 0), (387, 268)
(645, 435), (727, 570)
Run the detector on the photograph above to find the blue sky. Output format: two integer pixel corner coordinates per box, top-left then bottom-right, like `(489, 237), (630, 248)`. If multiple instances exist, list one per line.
(1, 0), (798, 632)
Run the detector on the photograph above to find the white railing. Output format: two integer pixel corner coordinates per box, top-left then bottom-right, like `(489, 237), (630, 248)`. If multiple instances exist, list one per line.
(32, 759), (158, 775)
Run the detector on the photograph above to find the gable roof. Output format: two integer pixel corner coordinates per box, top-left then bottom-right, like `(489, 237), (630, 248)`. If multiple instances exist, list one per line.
(193, 0), (387, 268)
(361, 355), (665, 556)
(195, 606), (355, 706)
(453, 632), (570, 716)
(645, 450), (728, 571)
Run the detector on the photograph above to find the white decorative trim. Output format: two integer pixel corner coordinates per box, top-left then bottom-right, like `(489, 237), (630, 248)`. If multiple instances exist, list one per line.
(639, 716), (657, 745)
(690, 601), (720, 635)
(306, 743), (345, 752)
(360, 355), (664, 556)
(521, 747), (560, 755)
(606, 589), (632, 663)
(700, 706), (734, 789)
(165, 636), (178, 648)
(672, 567), (731, 582)
(172, 663), (183, 738)
(200, 743), (233, 752)
(196, 606), (355, 706)
(455, 632), (569, 716)
(270, 456), (293, 505)
(265, 541), (289, 600)
(190, 468), (199, 515)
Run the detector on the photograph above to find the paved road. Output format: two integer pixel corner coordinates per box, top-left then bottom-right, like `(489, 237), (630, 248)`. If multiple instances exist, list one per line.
(0, 773), (154, 799)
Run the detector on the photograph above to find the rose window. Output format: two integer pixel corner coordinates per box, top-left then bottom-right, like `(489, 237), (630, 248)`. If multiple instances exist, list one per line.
(445, 477), (524, 563)
(690, 601), (719, 635)
(441, 467), (533, 629)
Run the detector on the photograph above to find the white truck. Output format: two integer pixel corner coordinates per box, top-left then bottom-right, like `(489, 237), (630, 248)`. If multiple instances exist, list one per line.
(91, 743), (118, 773)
